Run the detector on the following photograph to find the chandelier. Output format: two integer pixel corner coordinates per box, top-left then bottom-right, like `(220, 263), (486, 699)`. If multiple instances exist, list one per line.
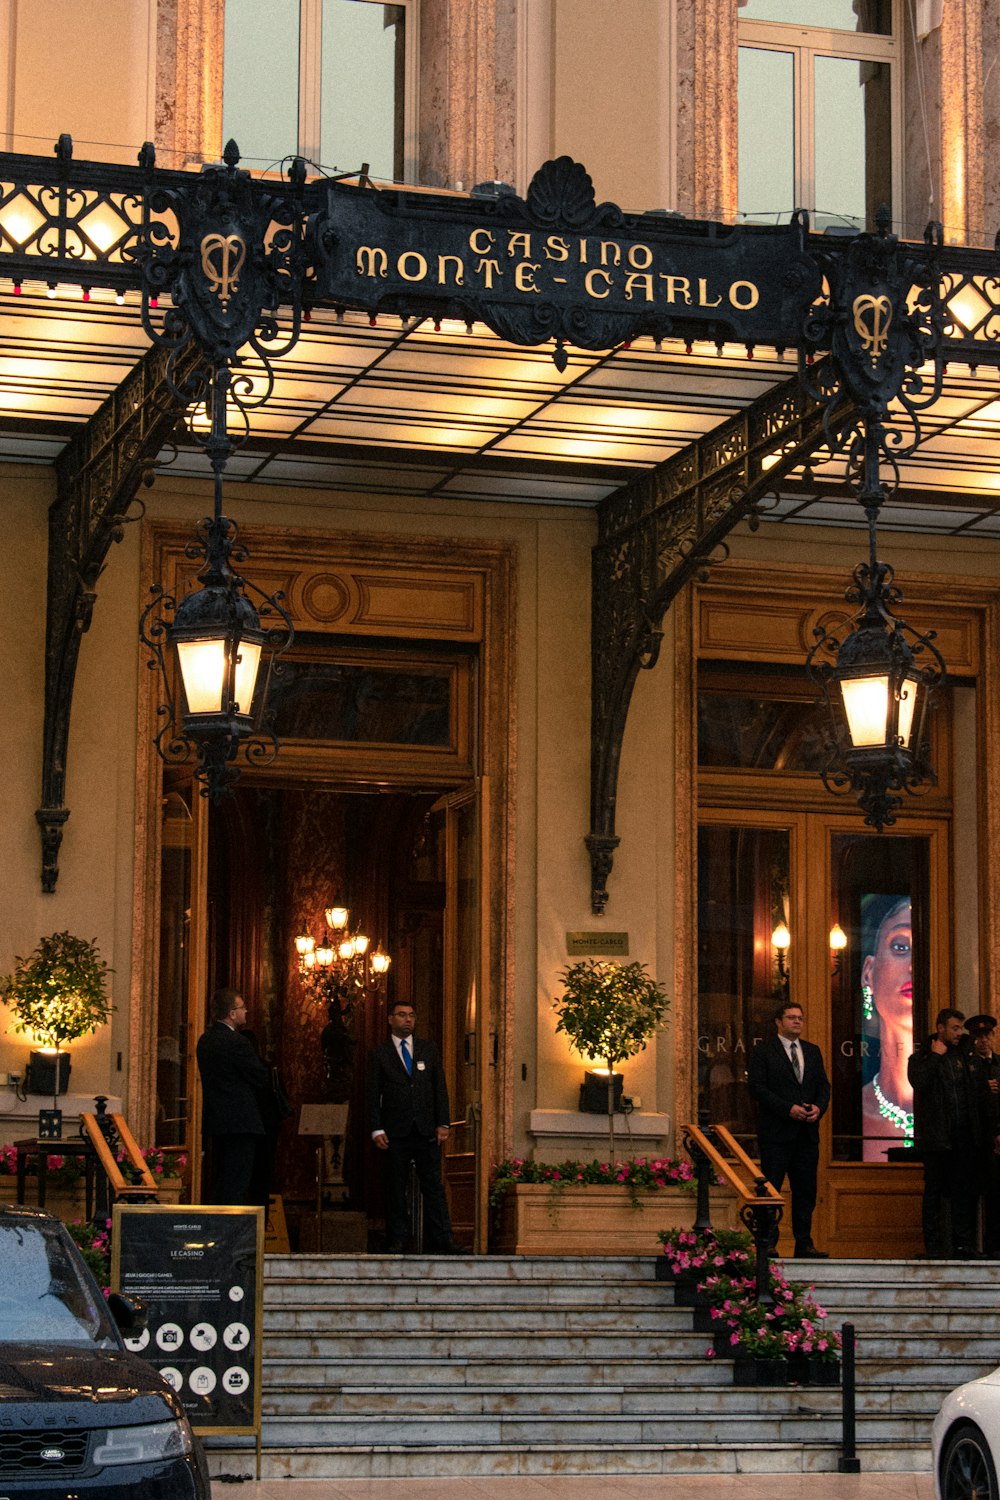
(294, 904), (391, 1013)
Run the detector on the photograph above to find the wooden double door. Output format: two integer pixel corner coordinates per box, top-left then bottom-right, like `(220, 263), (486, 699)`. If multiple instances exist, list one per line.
(698, 806), (950, 1257)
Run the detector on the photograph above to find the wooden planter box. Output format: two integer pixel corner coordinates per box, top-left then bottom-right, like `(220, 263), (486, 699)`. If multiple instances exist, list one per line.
(491, 1183), (740, 1256)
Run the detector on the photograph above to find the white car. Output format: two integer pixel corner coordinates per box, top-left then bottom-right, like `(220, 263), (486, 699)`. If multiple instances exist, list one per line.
(932, 1369), (1000, 1499)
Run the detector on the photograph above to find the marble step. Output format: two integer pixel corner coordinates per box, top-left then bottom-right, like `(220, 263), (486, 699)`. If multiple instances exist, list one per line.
(256, 1408), (923, 1449)
(261, 1383), (843, 1417)
(206, 1437), (931, 1480)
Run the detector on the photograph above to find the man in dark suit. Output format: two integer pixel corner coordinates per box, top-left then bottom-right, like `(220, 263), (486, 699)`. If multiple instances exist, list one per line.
(196, 987), (272, 1206)
(368, 999), (460, 1253)
(748, 1000), (831, 1259)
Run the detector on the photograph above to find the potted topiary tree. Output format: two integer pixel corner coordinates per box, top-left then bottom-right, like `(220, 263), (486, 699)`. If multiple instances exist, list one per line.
(553, 958), (670, 1161)
(1, 931), (113, 1120)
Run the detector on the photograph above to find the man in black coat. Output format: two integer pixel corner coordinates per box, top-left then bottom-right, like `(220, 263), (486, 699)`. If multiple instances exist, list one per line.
(196, 987), (272, 1206)
(748, 1000), (831, 1258)
(908, 1007), (984, 1256)
(368, 999), (460, 1253)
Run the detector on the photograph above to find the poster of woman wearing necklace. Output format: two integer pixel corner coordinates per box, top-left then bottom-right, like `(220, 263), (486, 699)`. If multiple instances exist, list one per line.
(859, 895), (915, 1161)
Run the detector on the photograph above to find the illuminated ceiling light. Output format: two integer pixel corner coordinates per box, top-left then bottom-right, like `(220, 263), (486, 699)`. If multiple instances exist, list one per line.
(947, 279), (992, 335)
(79, 202), (126, 255)
(0, 195), (45, 247)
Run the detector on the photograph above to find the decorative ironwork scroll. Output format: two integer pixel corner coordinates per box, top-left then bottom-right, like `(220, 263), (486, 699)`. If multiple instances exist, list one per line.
(587, 370), (843, 912)
(38, 341), (196, 891)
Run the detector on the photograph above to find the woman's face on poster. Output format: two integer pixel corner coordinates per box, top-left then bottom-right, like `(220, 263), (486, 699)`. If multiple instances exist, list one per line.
(862, 902), (912, 1024)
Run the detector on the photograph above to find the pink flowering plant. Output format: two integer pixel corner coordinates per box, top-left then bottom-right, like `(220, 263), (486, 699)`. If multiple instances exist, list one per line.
(67, 1217), (112, 1290)
(116, 1145), (187, 1185)
(0, 1143), (84, 1187)
(489, 1154), (694, 1210)
(660, 1226), (842, 1365)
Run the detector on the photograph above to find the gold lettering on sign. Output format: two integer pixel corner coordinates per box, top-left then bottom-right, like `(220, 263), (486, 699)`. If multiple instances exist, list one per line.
(507, 231), (532, 258)
(514, 262), (541, 293)
(201, 232), (245, 309)
(627, 243), (652, 270)
(476, 257), (502, 288)
(437, 255), (465, 286)
(469, 228), (495, 254)
(729, 280), (760, 310)
(624, 273), (654, 301)
(599, 241), (622, 267)
(544, 235), (570, 261)
(662, 275), (692, 305)
(698, 277), (722, 308)
(585, 268), (613, 298)
(357, 246), (388, 278)
(398, 251), (428, 282)
(853, 292), (892, 364)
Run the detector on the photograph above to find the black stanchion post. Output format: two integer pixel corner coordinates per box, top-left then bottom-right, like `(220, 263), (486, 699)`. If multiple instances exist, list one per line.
(739, 1180), (780, 1308)
(838, 1321), (861, 1473)
(683, 1120), (713, 1234)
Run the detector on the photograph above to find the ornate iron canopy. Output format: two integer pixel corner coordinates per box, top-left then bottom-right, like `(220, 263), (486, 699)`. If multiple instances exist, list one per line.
(3, 139), (1000, 894)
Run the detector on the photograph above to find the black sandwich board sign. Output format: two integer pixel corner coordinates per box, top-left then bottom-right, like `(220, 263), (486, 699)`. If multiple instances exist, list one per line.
(111, 1205), (264, 1461)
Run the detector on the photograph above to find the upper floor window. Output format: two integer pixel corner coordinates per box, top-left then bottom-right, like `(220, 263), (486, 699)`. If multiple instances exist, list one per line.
(223, 0), (414, 181)
(738, 0), (899, 231)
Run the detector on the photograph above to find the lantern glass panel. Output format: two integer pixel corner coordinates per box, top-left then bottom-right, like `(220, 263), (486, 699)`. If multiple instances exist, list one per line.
(233, 640), (262, 715)
(176, 638), (227, 715)
(840, 675), (890, 748)
(897, 676), (919, 747)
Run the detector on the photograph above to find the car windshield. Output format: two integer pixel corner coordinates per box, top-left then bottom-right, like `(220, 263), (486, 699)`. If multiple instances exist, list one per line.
(0, 1219), (118, 1347)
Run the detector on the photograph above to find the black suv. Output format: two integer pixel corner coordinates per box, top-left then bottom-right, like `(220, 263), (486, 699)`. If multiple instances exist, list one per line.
(0, 1205), (210, 1498)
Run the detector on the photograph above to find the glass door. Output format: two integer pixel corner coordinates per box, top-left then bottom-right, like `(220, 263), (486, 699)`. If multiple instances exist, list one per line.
(697, 807), (949, 1256)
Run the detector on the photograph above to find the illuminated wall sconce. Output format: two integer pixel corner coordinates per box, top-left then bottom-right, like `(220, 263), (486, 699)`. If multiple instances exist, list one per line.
(829, 922), (848, 976)
(771, 922), (791, 986)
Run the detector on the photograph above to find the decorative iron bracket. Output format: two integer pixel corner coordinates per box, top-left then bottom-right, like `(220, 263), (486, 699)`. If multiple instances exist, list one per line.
(587, 369), (849, 913)
(37, 341), (196, 891)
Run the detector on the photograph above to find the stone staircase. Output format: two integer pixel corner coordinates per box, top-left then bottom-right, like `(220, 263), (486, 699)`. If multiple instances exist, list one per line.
(204, 1253), (1000, 1480)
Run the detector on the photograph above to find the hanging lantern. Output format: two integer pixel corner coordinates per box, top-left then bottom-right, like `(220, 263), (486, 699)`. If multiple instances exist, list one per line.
(807, 551), (945, 831)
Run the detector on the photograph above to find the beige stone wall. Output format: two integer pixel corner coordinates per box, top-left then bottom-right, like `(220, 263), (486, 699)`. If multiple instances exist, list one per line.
(0, 468), (135, 1100)
(0, 0), (156, 162)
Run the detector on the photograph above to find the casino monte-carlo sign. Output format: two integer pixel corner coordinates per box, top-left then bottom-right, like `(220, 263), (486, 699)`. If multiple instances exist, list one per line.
(316, 156), (822, 367)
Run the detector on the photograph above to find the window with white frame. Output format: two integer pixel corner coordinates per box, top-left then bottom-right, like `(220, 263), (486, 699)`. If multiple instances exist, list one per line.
(222, 0), (414, 181)
(738, 0), (899, 231)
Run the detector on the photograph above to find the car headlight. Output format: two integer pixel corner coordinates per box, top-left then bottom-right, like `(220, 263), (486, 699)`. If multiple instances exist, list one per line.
(92, 1417), (194, 1466)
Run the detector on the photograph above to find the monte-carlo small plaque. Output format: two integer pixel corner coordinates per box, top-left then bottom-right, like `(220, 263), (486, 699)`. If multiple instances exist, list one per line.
(566, 931), (629, 957)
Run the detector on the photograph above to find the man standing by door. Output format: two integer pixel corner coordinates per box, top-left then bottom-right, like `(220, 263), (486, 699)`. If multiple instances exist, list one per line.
(196, 987), (272, 1206)
(909, 1008), (984, 1257)
(748, 1000), (831, 1259)
(368, 999), (461, 1254)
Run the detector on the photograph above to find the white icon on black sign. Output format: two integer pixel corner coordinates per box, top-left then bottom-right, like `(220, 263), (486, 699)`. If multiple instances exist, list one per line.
(190, 1322), (217, 1352)
(124, 1327), (150, 1352)
(223, 1365), (250, 1394)
(190, 1365), (217, 1395)
(223, 1322), (250, 1350)
(156, 1322), (184, 1351)
(228, 1285), (245, 1302)
(159, 1366), (182, 1391)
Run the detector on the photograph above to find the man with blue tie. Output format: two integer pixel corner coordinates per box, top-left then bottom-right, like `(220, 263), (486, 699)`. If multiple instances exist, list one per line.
(748, 1000), (831, 1259)
(368, 999), (461, 1253)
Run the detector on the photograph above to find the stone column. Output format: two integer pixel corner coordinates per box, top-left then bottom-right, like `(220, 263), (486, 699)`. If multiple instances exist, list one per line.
(419, 0), (518, 190)
(156, 0), (225, 169)
(675, 0), (738, 222)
